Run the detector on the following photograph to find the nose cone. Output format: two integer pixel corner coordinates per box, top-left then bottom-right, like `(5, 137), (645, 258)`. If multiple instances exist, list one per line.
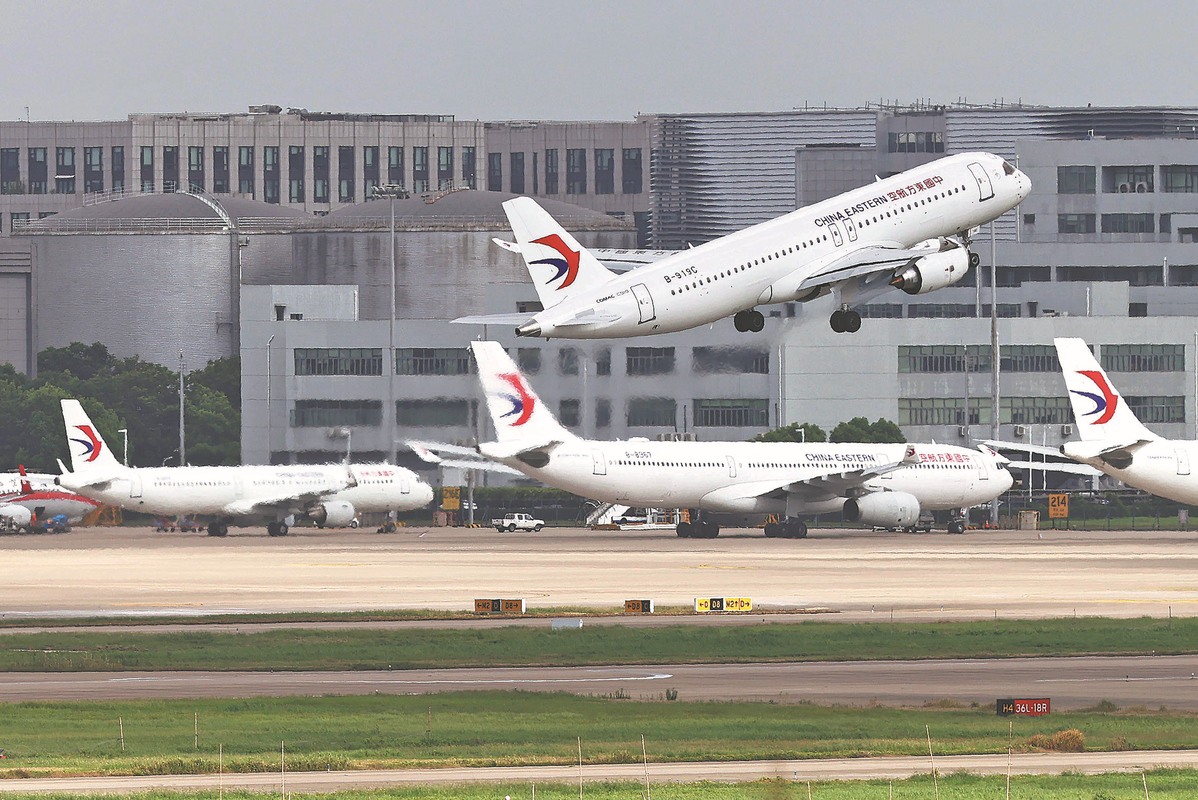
(417, 480), (435, 507)
(1015, 168), (1032, 202)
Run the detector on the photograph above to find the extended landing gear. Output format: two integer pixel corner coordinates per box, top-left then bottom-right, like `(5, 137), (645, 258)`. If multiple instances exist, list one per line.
(829, 307), (861, 333)
(267, 521), (290, 537)
(676, 518), (720, 538)
(764, 518), (808, 539)
(947, 518), (966, 535)
(969, 251), (981, 269)
(733, 309), (765, 333)
(206, 521), (229, 537)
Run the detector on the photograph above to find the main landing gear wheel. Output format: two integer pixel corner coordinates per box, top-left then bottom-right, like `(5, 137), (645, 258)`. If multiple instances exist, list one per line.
(267, 521), (289, 537)
(765, 519), (808, 539)
(969, 251), (981, 269)
(947, 520), (966, 535)
(829, 308), (861, 333)
(676, 520), (693, 538)
(207, 522), (228, 537)
(733, 309), (765, 333)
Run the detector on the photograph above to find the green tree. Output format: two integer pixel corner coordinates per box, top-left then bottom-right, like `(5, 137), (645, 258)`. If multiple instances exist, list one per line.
(37, 342), (117, 380)
(190, 356), (241, 411)
(829, 416), (906, 444)
(752, 422), (826, 443)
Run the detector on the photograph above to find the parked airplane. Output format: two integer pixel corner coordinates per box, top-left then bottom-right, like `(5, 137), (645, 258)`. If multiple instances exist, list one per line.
(426, 342), (1013, 538)
(0, 467), (101, 530)
(1031, 337), (1198, 504)
(455, 152), (1029, 339)
(55, 400), (434, 536)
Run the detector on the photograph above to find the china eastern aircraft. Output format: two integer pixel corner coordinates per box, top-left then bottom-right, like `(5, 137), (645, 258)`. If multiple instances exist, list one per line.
(454, 152), (1030, 338)
(55, 400), (433, 536)
(0, 467), (101, 530)
(427, 342), (1013, 538)
(1032, 337), (1198, 504)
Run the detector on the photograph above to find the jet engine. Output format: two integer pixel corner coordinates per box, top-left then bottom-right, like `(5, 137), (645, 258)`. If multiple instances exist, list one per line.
(0, 504), (32, 527)
(307, 500), (356, 528)
(890, 247), (970, 295)
(843, 492), (921, 528)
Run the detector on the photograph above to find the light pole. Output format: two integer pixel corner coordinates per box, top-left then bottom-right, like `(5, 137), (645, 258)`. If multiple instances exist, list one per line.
(118, 428), (128, 466)
(265, 333), (275, 465)
(372, 183), (406, 465)
(178, 350), (186, 467)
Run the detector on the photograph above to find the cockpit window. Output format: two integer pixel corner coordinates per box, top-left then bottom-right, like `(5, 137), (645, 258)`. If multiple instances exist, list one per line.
(1002, 160), (1017, 176)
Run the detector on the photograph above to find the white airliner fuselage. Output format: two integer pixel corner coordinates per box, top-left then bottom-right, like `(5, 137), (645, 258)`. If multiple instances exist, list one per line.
(508, 152), (1029, 339)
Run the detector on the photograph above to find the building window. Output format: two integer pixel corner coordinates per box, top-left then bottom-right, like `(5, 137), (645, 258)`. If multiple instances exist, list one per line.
(139, 146), (153, 193)
(566, 148), (586, 194)
(900, 398), (988, 426)
(396, 399), (470, 427)
(413, 146), (429, 193)
(28, 148), (47, 194)
(294, 347), (383, 376)
(544, 149), (559, 194)
(559, 347), (579, 375)
(438, 146), (454, 190)
(859, 303), (904, 318)
(1101, 344), (1184, 372)
(1000, 397), (1072, 425)
(461, 146), (476, 189)
(238, 146), (254, 196)
(1, 148), (21, 194)
(693, 346), (769, 375)
(595, 347), (611, 376)
(1057, 213), (1096, 234)
(1161, 165), (1198, 193)
(595, 398), (611, 428)
(693, 399), (768, 427)
(363, 146), (379, 200)
(622, 148), (643, 194)
(627, 397), (676, 427)
(288, 146), (305, 203)
(111, 146), (125, 192)
(1058, 265), (1162, 286)
(1056, 165), (1096, 194)
(887, 131), (945, 153)
(487, 153), (502, 192)
(55, 147), (76, 194)
(291, 399), (382, 427)
(906, 304), (977, 318)
(337, 146), (354, 202)
(517, 348), (542, 375)
(1129, 302), (1148, 317)
(594, 148), (614, 194)
(1126, 396), (1185, 424)
(263, 146), (280, 204)
(10, 212), (30, 231)
(626, 347), (674, 375)
(559, 399), (581, 428)
(1103, 165), (1153, 193)
(510, 152), (525, 194)
(387, 146), (404, 186)
(1101, 213), (1154, 234)
(162, 146), (178, 191)
(212, 146), (229, 193)
(1001, 345), (1059, 373)
(898, 345), (990, 374)
(83, 147), (103, 193)
(395, 347), (471, 376)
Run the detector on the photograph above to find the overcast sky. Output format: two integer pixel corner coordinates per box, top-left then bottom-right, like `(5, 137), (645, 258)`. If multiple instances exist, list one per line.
(6, 0), (1195, 122)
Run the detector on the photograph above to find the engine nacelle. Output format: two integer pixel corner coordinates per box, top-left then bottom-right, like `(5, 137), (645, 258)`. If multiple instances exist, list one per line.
(890, 247), (970, 295)
(843, 492), (921, 528)
(307, 500), (356, 527)
(0, 504), (32, 527)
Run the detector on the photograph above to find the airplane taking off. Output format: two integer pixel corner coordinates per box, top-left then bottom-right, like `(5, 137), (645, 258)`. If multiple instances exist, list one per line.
(1040, 337), (1198, 504)
(455, 152), (1029, 339)
(55, 400), (433, 536)
(442, 342), (1013, 538)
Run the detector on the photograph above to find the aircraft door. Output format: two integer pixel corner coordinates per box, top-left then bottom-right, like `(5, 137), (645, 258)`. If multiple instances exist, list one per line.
(726, 456), (737, 478)
(843, 215), (858, 242)
(968, 162), (995, 201)
(975, 454), (990, 480)
(592, 450), (607, 476)
(401, 472), (411, 493)
(631, 283), (656, 324)
(1177, 448), (1191, 476)
(827, 220), (844, 247)
(129, 474), (143, 499)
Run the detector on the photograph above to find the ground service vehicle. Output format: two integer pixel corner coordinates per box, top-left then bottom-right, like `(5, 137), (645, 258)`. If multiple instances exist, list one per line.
(492, 512), (544, 532)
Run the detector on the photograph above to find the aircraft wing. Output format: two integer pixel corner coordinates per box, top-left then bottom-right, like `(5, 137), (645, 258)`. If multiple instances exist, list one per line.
(220, 469), (357, 517)
(701, 452), (916, 506)
(790, 242), (940, 294)
(451, 312), (537, 327)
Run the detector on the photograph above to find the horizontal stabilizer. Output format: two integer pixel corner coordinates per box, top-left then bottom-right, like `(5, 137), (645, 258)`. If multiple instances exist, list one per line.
(1062, 439), (1153, 462)
(478, 438), (564, 461)
(1007, 460), (1102, 476)
(981, 439), (1063, 458)
(452, 313), (538, 327)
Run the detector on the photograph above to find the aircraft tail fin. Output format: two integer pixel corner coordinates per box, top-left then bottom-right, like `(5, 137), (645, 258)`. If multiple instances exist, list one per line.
(60, 399), (124, 474)
(470, 341), (577, 445)
(1054, 338), (1158, 444)
(502, 197), (617, 308)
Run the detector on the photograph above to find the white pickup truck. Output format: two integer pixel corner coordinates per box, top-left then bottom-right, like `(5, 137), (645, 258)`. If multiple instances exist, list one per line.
(492, 512), (545, 532)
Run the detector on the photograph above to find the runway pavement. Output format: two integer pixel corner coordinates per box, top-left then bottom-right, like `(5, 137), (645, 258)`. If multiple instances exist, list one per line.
(3, 525), (1198, 620)
(3, 655), (1198, 708)
(3, 750), (1197, 794)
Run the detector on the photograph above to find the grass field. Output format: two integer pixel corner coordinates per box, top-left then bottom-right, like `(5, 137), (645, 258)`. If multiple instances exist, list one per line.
(0, 693), (1195, 776)
(0, 617), (1195, 672)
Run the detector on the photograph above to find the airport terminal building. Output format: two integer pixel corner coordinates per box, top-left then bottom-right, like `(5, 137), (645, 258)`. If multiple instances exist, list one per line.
(6, 103), (1198, 469)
